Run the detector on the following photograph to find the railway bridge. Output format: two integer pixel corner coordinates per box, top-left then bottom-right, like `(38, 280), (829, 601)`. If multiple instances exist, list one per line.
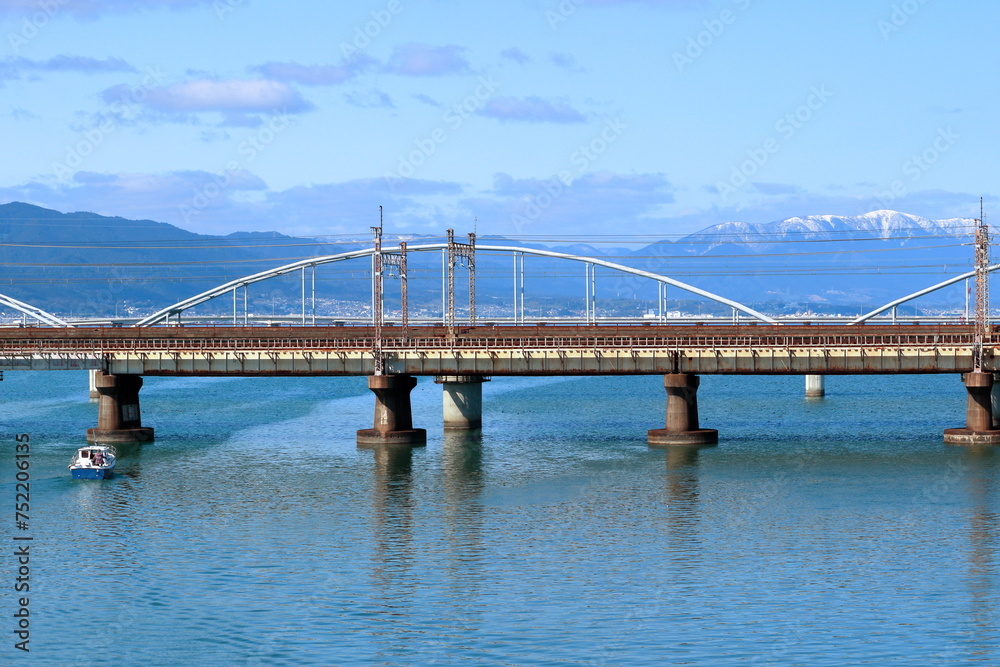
(1, 229), (999, 447)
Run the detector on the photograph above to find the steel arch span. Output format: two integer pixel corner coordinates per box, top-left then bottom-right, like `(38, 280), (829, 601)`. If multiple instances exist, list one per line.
(850, 264), (1000, 324)
(0, 293), (72, 327)
(134, 243), (777, 326)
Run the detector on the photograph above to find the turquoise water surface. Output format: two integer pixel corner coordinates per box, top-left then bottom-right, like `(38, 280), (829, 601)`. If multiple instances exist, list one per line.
(2, 371), (998, 665)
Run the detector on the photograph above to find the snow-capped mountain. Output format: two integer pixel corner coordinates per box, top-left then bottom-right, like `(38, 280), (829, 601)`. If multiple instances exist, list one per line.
(628, 210), (982, 309)
(676, 210), (976, 254)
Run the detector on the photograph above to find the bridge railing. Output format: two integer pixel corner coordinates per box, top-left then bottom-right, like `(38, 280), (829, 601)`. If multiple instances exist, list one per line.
(0, 326), (984, 355)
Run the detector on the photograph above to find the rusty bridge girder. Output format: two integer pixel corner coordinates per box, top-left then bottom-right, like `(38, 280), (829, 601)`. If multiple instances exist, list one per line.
(0, 323), (992, 376)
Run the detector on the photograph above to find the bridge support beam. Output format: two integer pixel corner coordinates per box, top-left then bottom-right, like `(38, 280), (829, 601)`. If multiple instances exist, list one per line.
(86, 372), (154, 444)
(648, 373), (718, 447)
(945, 372), (1000, 445)
(357, 375), (427, 447)
(805, 374), (825, 398)
(435, 375), (487, 431)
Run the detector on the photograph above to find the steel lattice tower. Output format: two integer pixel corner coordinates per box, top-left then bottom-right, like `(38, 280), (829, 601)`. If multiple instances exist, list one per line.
(973, 200), (990, 373)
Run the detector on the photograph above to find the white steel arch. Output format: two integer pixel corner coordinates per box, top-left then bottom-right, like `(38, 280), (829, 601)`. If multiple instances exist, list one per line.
(0, 293), (72, 327)
(135, 243), (777, 326)
(850, 264), (1000, 324)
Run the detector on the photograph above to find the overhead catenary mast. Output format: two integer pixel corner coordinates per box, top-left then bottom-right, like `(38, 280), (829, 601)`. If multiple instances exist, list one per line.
(445, 227), (477, 338)
(973, 198), (990, 373)
(371, 207), (384, 375)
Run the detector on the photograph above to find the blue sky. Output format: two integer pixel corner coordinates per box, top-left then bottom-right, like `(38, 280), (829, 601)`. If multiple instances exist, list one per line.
(0, 0), (996, 239)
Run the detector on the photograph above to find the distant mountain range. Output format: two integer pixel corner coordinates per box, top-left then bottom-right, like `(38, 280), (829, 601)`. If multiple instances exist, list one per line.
(0, 203), (980, 318)
(629, 210), (976, 312)
(680, 210), (972, 251)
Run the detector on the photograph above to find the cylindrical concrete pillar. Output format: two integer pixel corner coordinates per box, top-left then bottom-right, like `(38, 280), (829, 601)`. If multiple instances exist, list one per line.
(94, 372), (121, 431)
(357, 375), (427, 447)
(648, 373), (718, 446)
(665, 373), (699, 432)
(805, 374), (825, 398)
(945, 372), (1000, 445)
(86, 371), (154, 444)
(965, 372), (993, 433)
(992, 373), (1000, 430)
(435, 376), (487, 430)
(89, 369), (100, 400)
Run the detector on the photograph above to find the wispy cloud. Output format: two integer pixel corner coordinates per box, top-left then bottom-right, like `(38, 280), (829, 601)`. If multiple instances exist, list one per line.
(0, 168), (989, 240)
(462, 171), (676, 234)
(0, 169), (267, 230)
(0, 0), (215, 17)
(501, 47), (531, 65)
(384, 43), (470, 76)
(265, 179), (465, 233)
(7, 106), (36, 119)
(251, 57), (376, 86)
(550, 53), (583, 72)
(0, 55), (135, 83)
(479, 96), (586, 124)
(109, 78), (312, 114)
(752, 182), (804, 196)
(412, 93), (442, 108)
(580, 0), (707, 6)
(344, 89), (394, 109)
(0, 172), (465, 235)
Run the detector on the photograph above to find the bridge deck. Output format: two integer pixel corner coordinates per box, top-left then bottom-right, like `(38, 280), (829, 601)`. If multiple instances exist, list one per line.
(0, 323), (990, 376)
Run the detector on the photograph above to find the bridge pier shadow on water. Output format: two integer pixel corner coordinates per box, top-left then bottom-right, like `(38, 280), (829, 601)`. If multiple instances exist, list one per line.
(441, 431), (486, 605)
(368, 443), (417, 592)
(658, 444), (707, 561)
(366, 432), (486, 601)
(961, 446), (999, 656)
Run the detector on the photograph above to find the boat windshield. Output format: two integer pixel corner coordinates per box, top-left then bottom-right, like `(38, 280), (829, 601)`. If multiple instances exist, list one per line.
(70, 446), (116, 467)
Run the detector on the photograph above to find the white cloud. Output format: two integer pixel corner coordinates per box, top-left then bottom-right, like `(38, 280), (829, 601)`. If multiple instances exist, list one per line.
(140, 79), (312, 113)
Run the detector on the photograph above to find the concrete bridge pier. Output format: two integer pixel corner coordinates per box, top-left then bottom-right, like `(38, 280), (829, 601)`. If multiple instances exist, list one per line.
(88, 369), (100, 401)
(805, 374), (825, 398)
(435, 376), (488, 430)
(357, 375), (427, 447)
(945, 372), (1000, 445)
(648, 373), (719, 447)
(991, 374), (1000, 429)
(86, 371), (154, 444)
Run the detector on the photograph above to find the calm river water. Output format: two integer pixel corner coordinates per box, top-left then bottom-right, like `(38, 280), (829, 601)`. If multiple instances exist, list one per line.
(2, 371), (999, 665)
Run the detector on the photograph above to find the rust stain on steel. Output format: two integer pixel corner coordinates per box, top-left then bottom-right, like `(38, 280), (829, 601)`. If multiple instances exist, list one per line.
(1, 323), (993, 376)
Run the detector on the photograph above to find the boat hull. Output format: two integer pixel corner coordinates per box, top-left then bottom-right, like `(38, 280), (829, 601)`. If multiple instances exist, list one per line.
(70, 466), (114, 480)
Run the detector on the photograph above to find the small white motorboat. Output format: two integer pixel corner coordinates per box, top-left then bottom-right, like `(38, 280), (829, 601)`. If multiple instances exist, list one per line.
(69, 445), (117, 480)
